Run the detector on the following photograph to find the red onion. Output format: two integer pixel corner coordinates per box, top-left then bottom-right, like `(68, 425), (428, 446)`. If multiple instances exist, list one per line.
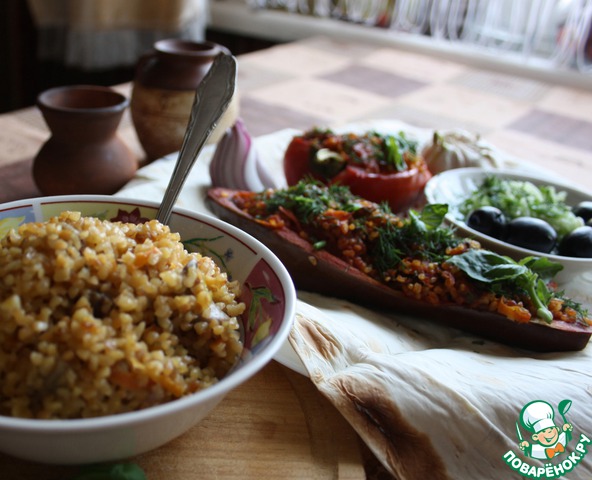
(210, 118), (277, 191)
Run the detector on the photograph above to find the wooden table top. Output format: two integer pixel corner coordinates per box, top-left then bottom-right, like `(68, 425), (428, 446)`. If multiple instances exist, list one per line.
(2, 35), (592, 204)
(2, 35), (592, 480)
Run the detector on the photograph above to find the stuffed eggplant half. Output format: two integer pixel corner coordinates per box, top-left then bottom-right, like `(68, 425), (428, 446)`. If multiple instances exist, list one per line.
(207, 181), (592, 352)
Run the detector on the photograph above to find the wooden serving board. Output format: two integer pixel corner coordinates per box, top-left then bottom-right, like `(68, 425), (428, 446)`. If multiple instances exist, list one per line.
(2, 361), (367, 480)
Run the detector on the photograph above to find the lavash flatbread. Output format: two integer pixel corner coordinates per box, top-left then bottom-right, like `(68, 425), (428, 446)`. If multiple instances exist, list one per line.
(289, 292), (592, 480)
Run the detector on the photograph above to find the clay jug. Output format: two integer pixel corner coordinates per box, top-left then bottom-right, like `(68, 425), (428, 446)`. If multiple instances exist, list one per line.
(130, 39), (240, 162)
(33, 85), (137, 196)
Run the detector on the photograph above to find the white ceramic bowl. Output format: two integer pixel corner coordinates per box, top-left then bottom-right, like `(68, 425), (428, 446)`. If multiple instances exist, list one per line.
(424, 167), (592, 286)
(0, 195), (296, 465)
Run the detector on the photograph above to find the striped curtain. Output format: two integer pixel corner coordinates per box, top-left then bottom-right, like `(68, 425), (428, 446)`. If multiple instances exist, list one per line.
(245, 0), (592, 73)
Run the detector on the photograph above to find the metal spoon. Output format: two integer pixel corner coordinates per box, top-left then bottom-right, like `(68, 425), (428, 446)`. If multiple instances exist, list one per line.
(156, 52), (237, 224)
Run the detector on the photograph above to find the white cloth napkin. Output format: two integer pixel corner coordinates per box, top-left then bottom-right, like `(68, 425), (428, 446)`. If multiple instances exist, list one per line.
(117, 120), (592, 480)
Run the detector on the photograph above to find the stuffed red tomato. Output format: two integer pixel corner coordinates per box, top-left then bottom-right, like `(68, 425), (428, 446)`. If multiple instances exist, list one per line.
(283, 128), (432, 213)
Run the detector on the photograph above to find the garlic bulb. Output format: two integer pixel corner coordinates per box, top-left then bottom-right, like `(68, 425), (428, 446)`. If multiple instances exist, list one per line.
(209, 118), (278, 191)
(421, 129), (502, 174)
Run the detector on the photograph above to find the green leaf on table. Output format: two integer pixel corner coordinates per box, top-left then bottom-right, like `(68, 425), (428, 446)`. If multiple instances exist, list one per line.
(69, 463), (146, 480)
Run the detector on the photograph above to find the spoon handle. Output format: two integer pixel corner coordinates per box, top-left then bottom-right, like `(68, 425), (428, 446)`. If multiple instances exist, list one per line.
(156, 52), (237, 224)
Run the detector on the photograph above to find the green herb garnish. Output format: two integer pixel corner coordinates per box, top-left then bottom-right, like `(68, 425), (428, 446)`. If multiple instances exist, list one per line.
(308, 130), (418, 175)
(254, 180), (585, 324)
(261, 180), (364, 224)
(371, 203), (458, 273)
(446, 250), (563, 323)
(383, 131), (418, 172)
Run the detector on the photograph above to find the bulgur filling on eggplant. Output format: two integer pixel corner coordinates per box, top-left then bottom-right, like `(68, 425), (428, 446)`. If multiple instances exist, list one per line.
(231, 180), (590, 327)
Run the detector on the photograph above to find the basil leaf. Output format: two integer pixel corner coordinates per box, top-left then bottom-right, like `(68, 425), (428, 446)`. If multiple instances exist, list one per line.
(419, 203), (448, 230)
(519, 256), (563, 281)
(446, 249), (555, 323)
(407, 209), (427, 236)
(446, 250), (527, 283)
(535, 276), (553, 305)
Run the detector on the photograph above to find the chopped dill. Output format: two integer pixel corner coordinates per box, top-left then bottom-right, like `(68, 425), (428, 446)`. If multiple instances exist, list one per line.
(259, 180), (365, 224)
(371, 205), (458, 273)
(260, 181), (457, 272)
(555, 293), (589, 325)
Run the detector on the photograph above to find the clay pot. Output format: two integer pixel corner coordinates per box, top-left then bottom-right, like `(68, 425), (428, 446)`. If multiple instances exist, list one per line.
(33, 85), (137, 196)
(130, 39), (240, 163)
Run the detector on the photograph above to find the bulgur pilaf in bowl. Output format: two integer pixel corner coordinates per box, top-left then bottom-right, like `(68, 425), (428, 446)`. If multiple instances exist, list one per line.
(0, 196), (296, 464)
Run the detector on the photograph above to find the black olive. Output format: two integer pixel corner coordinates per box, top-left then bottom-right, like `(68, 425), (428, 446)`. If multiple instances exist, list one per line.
(466, 206), (506, 239)
(558, 226), (592, 258)
(573, 201), (592, 223)
(504, 217), (557, 253)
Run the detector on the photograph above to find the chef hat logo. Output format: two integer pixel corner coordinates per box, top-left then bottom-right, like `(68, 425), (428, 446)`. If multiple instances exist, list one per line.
(520, 400), (556, 433)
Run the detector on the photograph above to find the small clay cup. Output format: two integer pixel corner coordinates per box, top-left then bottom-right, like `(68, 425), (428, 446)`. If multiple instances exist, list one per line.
(33, 85), (137, 195)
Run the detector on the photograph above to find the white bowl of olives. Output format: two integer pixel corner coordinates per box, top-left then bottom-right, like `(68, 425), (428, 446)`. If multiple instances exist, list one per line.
(424, 168), (592, 286)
